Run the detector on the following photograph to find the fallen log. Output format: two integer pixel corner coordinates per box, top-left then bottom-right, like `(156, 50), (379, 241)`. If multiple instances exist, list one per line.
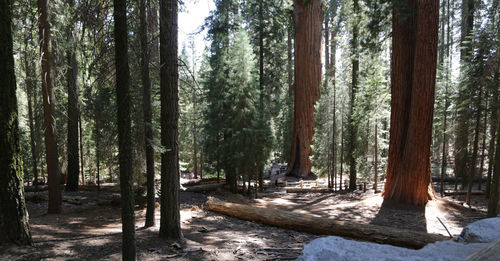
(467, 237), (500, 261)
(182, 183), (225, 193)
(443, 190), (486, 196)
(182, 178), (226, 187)
(286, 188), (333, 193)
(206, 198), (448, 249)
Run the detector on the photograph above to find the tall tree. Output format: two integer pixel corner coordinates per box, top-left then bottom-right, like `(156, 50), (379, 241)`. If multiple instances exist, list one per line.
(139, 0), (155, 228)
(0, 0), (32, 245)
(487, 122), (500, 217)
(38, 0), (62, 214)
(348, 0), (359, 190)
(287, 0), (324, 179)
(113, 0), (137, 259)
(65, 0), (80, 192)
(454, 0), (475, 189)
(383, 0), (439, 206)
(159, 0), (182, 240)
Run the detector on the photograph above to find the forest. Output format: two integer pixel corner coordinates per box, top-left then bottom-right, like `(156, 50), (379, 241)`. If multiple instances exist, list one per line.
(0, 0), (499, 260)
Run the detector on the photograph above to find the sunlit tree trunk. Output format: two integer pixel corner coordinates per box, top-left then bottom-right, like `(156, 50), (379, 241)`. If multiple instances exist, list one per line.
(287, 0), (324, 179)
(0, 0), (32, 245)
(159, 0), (182, 241)
(113, 0), (137, 259)
(383, 0), (439, 206)
(38, 0), (62, 214)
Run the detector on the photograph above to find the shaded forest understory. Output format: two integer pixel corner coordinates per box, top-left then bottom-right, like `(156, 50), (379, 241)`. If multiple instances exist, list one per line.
(1, 183), (486, 260)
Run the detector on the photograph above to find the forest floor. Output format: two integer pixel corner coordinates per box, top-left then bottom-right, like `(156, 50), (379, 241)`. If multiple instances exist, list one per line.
(0, 183), (488, 261)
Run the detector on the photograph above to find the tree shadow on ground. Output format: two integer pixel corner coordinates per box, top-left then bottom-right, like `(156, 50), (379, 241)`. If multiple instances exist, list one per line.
(370, 199), (427, 233)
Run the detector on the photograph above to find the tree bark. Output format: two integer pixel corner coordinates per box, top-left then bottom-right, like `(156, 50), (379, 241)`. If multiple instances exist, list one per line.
(139, 0), (155, 228)
(287, 0), (324, 179)
(0, 0), (33, 245)
(348, 0), (359, 190)
(159, 0), (182, 241)
(38, 0), (62, 214)
(487, 118), (500, 217)
(383, 0), (439, 206)
(206, 198), (448, 249)
(66, 0), (80, 191)
(113, 0), (137, 259)
(79, 113), (85, 185)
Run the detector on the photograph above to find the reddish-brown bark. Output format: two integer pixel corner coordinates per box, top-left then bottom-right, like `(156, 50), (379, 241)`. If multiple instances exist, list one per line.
(383, 0), (439, 206)
(287, 0), (324, 179)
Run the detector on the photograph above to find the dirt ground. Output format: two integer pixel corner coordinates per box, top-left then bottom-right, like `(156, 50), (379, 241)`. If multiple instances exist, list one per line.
(0, 185), (488, 261)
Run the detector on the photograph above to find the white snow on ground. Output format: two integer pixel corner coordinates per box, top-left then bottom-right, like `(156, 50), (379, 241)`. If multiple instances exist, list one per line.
(298, 217), (500, 261)
(457, 217), (500, 243)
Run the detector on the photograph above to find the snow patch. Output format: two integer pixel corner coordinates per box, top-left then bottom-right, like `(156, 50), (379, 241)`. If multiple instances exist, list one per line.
(457, 217), (500, 243)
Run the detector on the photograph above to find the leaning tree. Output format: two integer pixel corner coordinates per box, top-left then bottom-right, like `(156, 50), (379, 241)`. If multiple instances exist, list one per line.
(287, 0), (324, 179)
(383, 0), (439, 206)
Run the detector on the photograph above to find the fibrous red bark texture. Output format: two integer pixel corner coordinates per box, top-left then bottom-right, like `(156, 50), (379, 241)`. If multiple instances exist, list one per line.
(383, 0), (439, 206)
(287, 0), (324, 179)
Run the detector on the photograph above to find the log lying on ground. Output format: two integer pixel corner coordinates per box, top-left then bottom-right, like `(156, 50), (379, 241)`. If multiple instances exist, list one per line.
(467, 237), (500, 261)
(182, 183), (225, 193)
(206, 198), (448, 249)
(286, 188), (333, 193)
(182, 178), (226, 187)
(444, 190), (486, 196)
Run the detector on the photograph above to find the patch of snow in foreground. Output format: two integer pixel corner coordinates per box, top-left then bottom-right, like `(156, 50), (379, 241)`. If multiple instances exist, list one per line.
(298, 236), (485, 261)
(299, 217), (500, 261)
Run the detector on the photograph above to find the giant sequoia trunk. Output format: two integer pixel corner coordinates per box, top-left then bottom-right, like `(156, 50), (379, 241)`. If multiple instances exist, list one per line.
(38, 0), (62, 214)
(383, 0), (439, 206)
(65, 0), (80, 191)
(159, 0), (182, 241)
(113, 0), (137, 259)
(287, 0), (324, 179)
(0, 0), (32, 245)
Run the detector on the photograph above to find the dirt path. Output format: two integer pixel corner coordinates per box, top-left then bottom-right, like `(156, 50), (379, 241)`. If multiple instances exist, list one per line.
(0, 188), (487, 260)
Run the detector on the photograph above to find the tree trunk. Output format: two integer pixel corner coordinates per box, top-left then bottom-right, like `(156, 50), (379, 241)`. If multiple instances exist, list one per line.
(206, 198), (448, 249)
(159, 0), (182, 241)
(383, 0), (439, 206)
(113, 0), (136, 259)
(348, 0), (359, 190)
(139, 0), (155, 228)
(486, 72), (498, 198)
(38, 0), (62, 214)
(24, 36), (39, 190)
(478, 102), (487, 191)
(66, 0), (79, 191)
(440, 81), (449, 197)
(466, 83), (483, 206)
(487, 117), (500, 217)
(0, 0), (32, 245)
(455, 0), (475, 190)
(79, 113), (85, 185)
(287, 0), (324, 179)
(374, 123), (379, 192)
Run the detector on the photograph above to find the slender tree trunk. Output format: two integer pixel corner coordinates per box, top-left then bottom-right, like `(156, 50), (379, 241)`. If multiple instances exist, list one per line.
(159, 0), (182, 241)
(339, 111), (344, 190)
(486, 73), (498, 198)
(487, 120), (500, 217)
(66, 0), (79, 191)
(24, 36), (39, 190)
(287, 0), (324, 179)
(0, 0), (32, 244)
(383, 0), (439, 206)
(455, 0), (475, 190)
(478, 101), (488, 191)
(79, 113), (84, 185)
(139, 0), (155, 228)
(113, 0), (136, 259)
(38, 0), (62, 214)
(374, 123), (379, 192)
(466, 85), (483, 206)
(348, 0), (359, 190)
